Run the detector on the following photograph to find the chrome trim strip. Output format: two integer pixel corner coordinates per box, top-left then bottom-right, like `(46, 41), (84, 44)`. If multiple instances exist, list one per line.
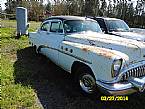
(38, 45), (92, 64)
(122, 65), (145, 80)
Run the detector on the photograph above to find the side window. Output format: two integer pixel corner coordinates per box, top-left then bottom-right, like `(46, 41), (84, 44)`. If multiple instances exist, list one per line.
(40, 22), (50, 31)
(50, 22), (63, 33)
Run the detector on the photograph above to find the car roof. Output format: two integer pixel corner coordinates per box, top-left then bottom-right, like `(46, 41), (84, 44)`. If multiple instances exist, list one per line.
(45, 16), (94, 21)
(94, 17), (121, 21)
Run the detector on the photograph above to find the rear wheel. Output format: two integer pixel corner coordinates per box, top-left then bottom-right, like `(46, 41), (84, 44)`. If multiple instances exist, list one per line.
(75, 66), (96, 94)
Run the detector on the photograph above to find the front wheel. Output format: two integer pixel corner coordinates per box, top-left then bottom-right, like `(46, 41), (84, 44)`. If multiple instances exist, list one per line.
(75, 67), (96, 94)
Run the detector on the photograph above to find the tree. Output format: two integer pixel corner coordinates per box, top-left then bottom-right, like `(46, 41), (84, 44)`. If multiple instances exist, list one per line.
(81, 0), (100, 16)
(3, 0), (145, 28)
(45, 1), (51, 12)
(5, 0), (45, 21)
(5, 0), (17, 14)
(135, 0), (144, 16)
(99, 0), (107, 16)
(107, 0), (114, 17)
(0, 4), (2, 13)
(124, 3), (134, 26)
(134, 0), (145, 27)
(28, 0), (45, 21)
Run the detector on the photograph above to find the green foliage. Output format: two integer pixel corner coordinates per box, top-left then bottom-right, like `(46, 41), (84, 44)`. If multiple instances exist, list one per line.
(1, 20), (41, 31)
(45, 1), (51, 12)
(1, 26), (41, 109)
(5, 0), (44, 21)
(3, 0), (145, 28)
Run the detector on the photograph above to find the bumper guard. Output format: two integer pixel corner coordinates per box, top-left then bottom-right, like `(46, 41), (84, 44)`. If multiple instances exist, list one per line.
(96, 77), (145, 95)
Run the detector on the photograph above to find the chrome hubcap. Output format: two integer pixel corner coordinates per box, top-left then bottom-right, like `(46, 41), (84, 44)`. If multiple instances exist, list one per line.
(79, 74), (96, 93)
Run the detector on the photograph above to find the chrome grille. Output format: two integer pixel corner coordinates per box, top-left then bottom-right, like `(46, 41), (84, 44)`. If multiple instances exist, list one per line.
(122, 65), (145, 80)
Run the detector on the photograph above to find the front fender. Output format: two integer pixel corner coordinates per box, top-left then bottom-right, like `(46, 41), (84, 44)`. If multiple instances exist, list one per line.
(61, 41), (129, 81)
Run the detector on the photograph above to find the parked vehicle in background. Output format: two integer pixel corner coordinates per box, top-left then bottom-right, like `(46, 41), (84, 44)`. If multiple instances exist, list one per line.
(29, 16), (145, 95)
(130, 28), (145, 35)
(90, 17), (145, 42)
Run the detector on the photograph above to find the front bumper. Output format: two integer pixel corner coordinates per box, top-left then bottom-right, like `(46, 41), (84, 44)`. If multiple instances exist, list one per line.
(96, 77), (145, 95)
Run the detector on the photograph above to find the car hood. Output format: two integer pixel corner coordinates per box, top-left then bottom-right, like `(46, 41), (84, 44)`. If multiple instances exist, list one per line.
(110, 32), (145, 42)
(65, 31), (145, 64)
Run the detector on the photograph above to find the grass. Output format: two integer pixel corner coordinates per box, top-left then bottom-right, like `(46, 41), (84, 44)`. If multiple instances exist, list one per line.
(1, 20), (16, 28)
(1, 22), (41, 109)
(1, 20), (41, 31)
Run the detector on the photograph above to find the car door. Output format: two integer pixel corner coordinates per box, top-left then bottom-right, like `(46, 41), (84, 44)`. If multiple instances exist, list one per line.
(29, 21), (50, 50)
(37, 21), (50, 55)
(39, 19), (64, 65)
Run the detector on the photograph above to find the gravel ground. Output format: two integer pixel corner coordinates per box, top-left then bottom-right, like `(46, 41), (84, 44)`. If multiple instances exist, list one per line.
(14, 47), (145, 109)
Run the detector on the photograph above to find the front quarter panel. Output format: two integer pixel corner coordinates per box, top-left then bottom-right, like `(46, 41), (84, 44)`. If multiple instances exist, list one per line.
(59, 41), (128, 82)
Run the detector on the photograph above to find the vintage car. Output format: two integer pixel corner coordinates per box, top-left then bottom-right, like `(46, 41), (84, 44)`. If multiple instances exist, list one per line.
(89, 17), (145, 42)
(29, 16), (145, 95)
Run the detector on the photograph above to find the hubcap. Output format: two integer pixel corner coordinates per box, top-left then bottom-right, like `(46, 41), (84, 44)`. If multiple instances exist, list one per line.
(79, 74), (96, 93)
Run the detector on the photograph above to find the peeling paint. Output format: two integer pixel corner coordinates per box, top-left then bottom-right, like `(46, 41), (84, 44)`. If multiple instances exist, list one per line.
(82, 47), (89, 52)
(82, 46), (116, 59)
(65, 32), (145, 63)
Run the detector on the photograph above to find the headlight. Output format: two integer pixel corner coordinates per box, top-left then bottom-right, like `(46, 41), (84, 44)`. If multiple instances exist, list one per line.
(111, 59), (123, 77)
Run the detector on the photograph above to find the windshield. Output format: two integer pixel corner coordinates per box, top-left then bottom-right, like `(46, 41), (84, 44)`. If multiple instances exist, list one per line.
(64, 20), (102, 33)
(106, 20), (130, 32)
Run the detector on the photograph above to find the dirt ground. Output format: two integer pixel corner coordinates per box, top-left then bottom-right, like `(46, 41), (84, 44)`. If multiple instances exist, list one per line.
(13, 46), (145, 109)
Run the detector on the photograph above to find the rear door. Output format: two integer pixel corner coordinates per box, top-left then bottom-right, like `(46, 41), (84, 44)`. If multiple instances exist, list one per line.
(38, 19), (64, 64)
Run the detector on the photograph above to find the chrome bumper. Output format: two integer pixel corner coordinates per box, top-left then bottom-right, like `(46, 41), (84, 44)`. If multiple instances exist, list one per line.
(96, 77), (145, 95)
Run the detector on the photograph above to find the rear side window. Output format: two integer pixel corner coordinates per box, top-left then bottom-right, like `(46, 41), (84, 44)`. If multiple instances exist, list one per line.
(50, 22), (63, 33)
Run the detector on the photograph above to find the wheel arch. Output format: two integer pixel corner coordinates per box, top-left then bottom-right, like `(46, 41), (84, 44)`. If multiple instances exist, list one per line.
(71, 61), (95, 78)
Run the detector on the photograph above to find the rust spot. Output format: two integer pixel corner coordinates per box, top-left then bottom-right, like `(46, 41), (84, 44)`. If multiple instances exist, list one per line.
(96, 49), (115, 59)
(82, 48), (89, 52)
(83, 46), (117, 59)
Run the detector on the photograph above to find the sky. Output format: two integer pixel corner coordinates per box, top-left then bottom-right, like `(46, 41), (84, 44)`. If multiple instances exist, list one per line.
(0, 0), (7, 10)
